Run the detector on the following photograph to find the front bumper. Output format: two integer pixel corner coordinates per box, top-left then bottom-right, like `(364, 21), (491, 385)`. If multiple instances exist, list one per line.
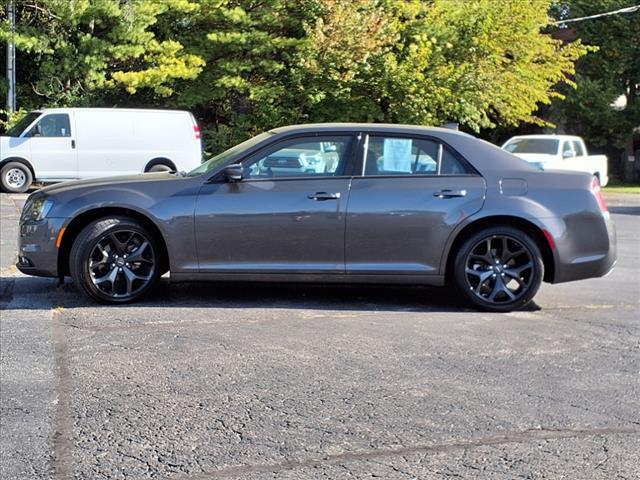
(16, 217), (66, 278)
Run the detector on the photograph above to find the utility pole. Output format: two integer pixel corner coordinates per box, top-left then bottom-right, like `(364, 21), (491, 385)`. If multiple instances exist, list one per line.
(6, 0), (16, 113)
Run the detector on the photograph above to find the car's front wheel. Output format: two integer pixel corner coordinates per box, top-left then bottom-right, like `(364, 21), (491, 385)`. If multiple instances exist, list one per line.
(452, 226), (544, 312)
(70, 217), (160, 303)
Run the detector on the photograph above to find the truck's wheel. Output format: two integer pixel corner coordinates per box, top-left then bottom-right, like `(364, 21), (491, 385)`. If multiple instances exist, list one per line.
(452, 226), (544, 312)
(70, 217), (160, 303)
(1, 162), (33, 193)
(148, 163), (173, 173)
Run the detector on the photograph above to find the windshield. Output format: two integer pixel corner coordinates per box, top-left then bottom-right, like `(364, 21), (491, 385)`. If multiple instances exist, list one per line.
(187, 132), (274, 176)
(4, 112), (41, 137)
(504, 138), (559, 155)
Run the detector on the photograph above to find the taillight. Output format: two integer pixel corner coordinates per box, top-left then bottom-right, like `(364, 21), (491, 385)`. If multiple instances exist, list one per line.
(591, 176), (608, 212)
(193, 125), (201, 140)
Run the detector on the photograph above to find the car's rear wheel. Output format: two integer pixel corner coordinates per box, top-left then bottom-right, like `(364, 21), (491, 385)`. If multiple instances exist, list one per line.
(1, 162), (33, 193)
(70, 217), (159, 303)
(452, 226), (544, 312)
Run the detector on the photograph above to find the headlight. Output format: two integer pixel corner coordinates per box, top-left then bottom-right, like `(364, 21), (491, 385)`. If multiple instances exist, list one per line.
(301, 153), (322, 165)
(22, 197), (54, 221)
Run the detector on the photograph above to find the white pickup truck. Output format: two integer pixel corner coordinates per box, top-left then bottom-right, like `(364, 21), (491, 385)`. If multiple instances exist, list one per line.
(501, 134), (609, 186)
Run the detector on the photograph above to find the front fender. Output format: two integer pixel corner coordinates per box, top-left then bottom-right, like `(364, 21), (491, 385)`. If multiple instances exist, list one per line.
(50, 178), (202, 273)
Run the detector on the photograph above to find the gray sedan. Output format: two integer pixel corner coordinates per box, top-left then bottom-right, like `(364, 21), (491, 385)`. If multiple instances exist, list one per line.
(16, 124), (616, 312)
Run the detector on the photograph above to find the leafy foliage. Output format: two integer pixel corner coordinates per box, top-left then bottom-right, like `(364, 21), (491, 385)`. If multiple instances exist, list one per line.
(550, 0), (639, 149)
(1, 0), (590, 153)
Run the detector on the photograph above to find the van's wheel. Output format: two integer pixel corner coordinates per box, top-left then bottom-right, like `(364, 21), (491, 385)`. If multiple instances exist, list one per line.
(70, 217), (160, 303)
(1, 162), (33, 193)
(452, 226), (544, 312)
(148, 163), (173, 173)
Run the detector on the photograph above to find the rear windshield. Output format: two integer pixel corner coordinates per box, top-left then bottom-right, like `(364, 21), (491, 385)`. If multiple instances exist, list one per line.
(4, 112), (41, 137)
(504, 138), (559, 155)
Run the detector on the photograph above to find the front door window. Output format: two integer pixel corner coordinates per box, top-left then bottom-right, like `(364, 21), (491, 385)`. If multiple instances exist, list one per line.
(243, 136), (353, 179)
(28, 114), (72, 137)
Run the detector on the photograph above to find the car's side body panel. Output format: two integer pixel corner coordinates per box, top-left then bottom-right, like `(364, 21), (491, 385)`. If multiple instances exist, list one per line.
(345, 175), (486, 275)
(194, 177), (351, 274)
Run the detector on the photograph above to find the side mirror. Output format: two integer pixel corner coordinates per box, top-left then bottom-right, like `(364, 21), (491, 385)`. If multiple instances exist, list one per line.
(224, 163), (243, 182)
(32, 124), (43, 137)
(563, 150), (575, 159)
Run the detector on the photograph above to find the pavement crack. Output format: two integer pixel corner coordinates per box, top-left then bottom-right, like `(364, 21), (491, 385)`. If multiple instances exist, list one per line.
(50, 305), (74, 480)
(164, 426), (640, 479)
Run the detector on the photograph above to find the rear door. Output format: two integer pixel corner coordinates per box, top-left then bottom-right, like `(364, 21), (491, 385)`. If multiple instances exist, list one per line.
(194, 134), (357, 274)
(345, 133), (485, 275)
(27, 112), (77, 179)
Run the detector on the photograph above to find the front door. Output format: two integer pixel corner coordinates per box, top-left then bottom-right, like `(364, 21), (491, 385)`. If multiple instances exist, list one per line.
(346, 133), (486, 275)
(27, 112), (77, 180)
(194, 135), (356, 274)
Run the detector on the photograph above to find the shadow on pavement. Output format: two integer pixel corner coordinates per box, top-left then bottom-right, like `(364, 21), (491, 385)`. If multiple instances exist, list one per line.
(0, 275), (485, 313)
(609, 206), (640, 216)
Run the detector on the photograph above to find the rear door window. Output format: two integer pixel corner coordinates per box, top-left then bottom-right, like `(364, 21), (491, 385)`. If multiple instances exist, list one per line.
(363, 135), (474, 176)
(572, 140), (585, 156)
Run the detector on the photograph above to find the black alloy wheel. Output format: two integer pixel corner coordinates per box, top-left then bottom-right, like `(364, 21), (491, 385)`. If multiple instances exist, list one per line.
(453, 227), (544, 312)
(70, 217), (160, 303)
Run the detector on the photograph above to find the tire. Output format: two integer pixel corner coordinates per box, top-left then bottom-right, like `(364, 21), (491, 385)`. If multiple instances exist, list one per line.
(1, 162), (33, 193)
(148, 163), (173, 173)
(70, 217), (160, 303)
(452, 226), (544, 312)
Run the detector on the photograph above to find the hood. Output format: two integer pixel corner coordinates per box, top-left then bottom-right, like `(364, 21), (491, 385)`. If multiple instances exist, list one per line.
(38, 172), (180, 196)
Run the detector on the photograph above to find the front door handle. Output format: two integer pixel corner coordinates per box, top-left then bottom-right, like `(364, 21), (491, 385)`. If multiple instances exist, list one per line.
(71, 139), (76, 149)
(433, 189), (467, 198)
(308, 192), (341, 201)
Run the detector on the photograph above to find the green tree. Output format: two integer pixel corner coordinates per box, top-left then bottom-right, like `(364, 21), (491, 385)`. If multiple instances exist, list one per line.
(1, 0), (591, 155)
(550, 0), (639, 149)
(0, 0), (204, 108)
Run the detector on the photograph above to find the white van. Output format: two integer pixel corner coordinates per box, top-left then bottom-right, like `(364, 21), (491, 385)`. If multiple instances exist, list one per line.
(0, 108), (203, 192)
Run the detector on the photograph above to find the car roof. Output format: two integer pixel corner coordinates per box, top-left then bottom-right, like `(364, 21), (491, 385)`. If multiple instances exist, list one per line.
(507, 134), (583, 141)
(269, 123), (475, 138)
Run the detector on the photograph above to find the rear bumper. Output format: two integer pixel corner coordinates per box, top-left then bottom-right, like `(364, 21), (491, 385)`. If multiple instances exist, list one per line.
(551, 212), (617, 284)
(16, 217), (65, 278)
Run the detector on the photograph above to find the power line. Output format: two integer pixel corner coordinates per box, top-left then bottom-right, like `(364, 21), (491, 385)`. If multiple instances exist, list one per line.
(551, 4), (640, 25)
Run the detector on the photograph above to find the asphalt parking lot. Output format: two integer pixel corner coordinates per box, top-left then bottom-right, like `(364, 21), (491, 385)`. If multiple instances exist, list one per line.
(1, 192), (639, 479)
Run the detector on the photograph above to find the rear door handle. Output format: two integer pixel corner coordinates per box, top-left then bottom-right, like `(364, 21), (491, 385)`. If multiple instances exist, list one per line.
(308, 192), (341, 201)
(433, 189), (467, 198)
(71, 139), (76, 149)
